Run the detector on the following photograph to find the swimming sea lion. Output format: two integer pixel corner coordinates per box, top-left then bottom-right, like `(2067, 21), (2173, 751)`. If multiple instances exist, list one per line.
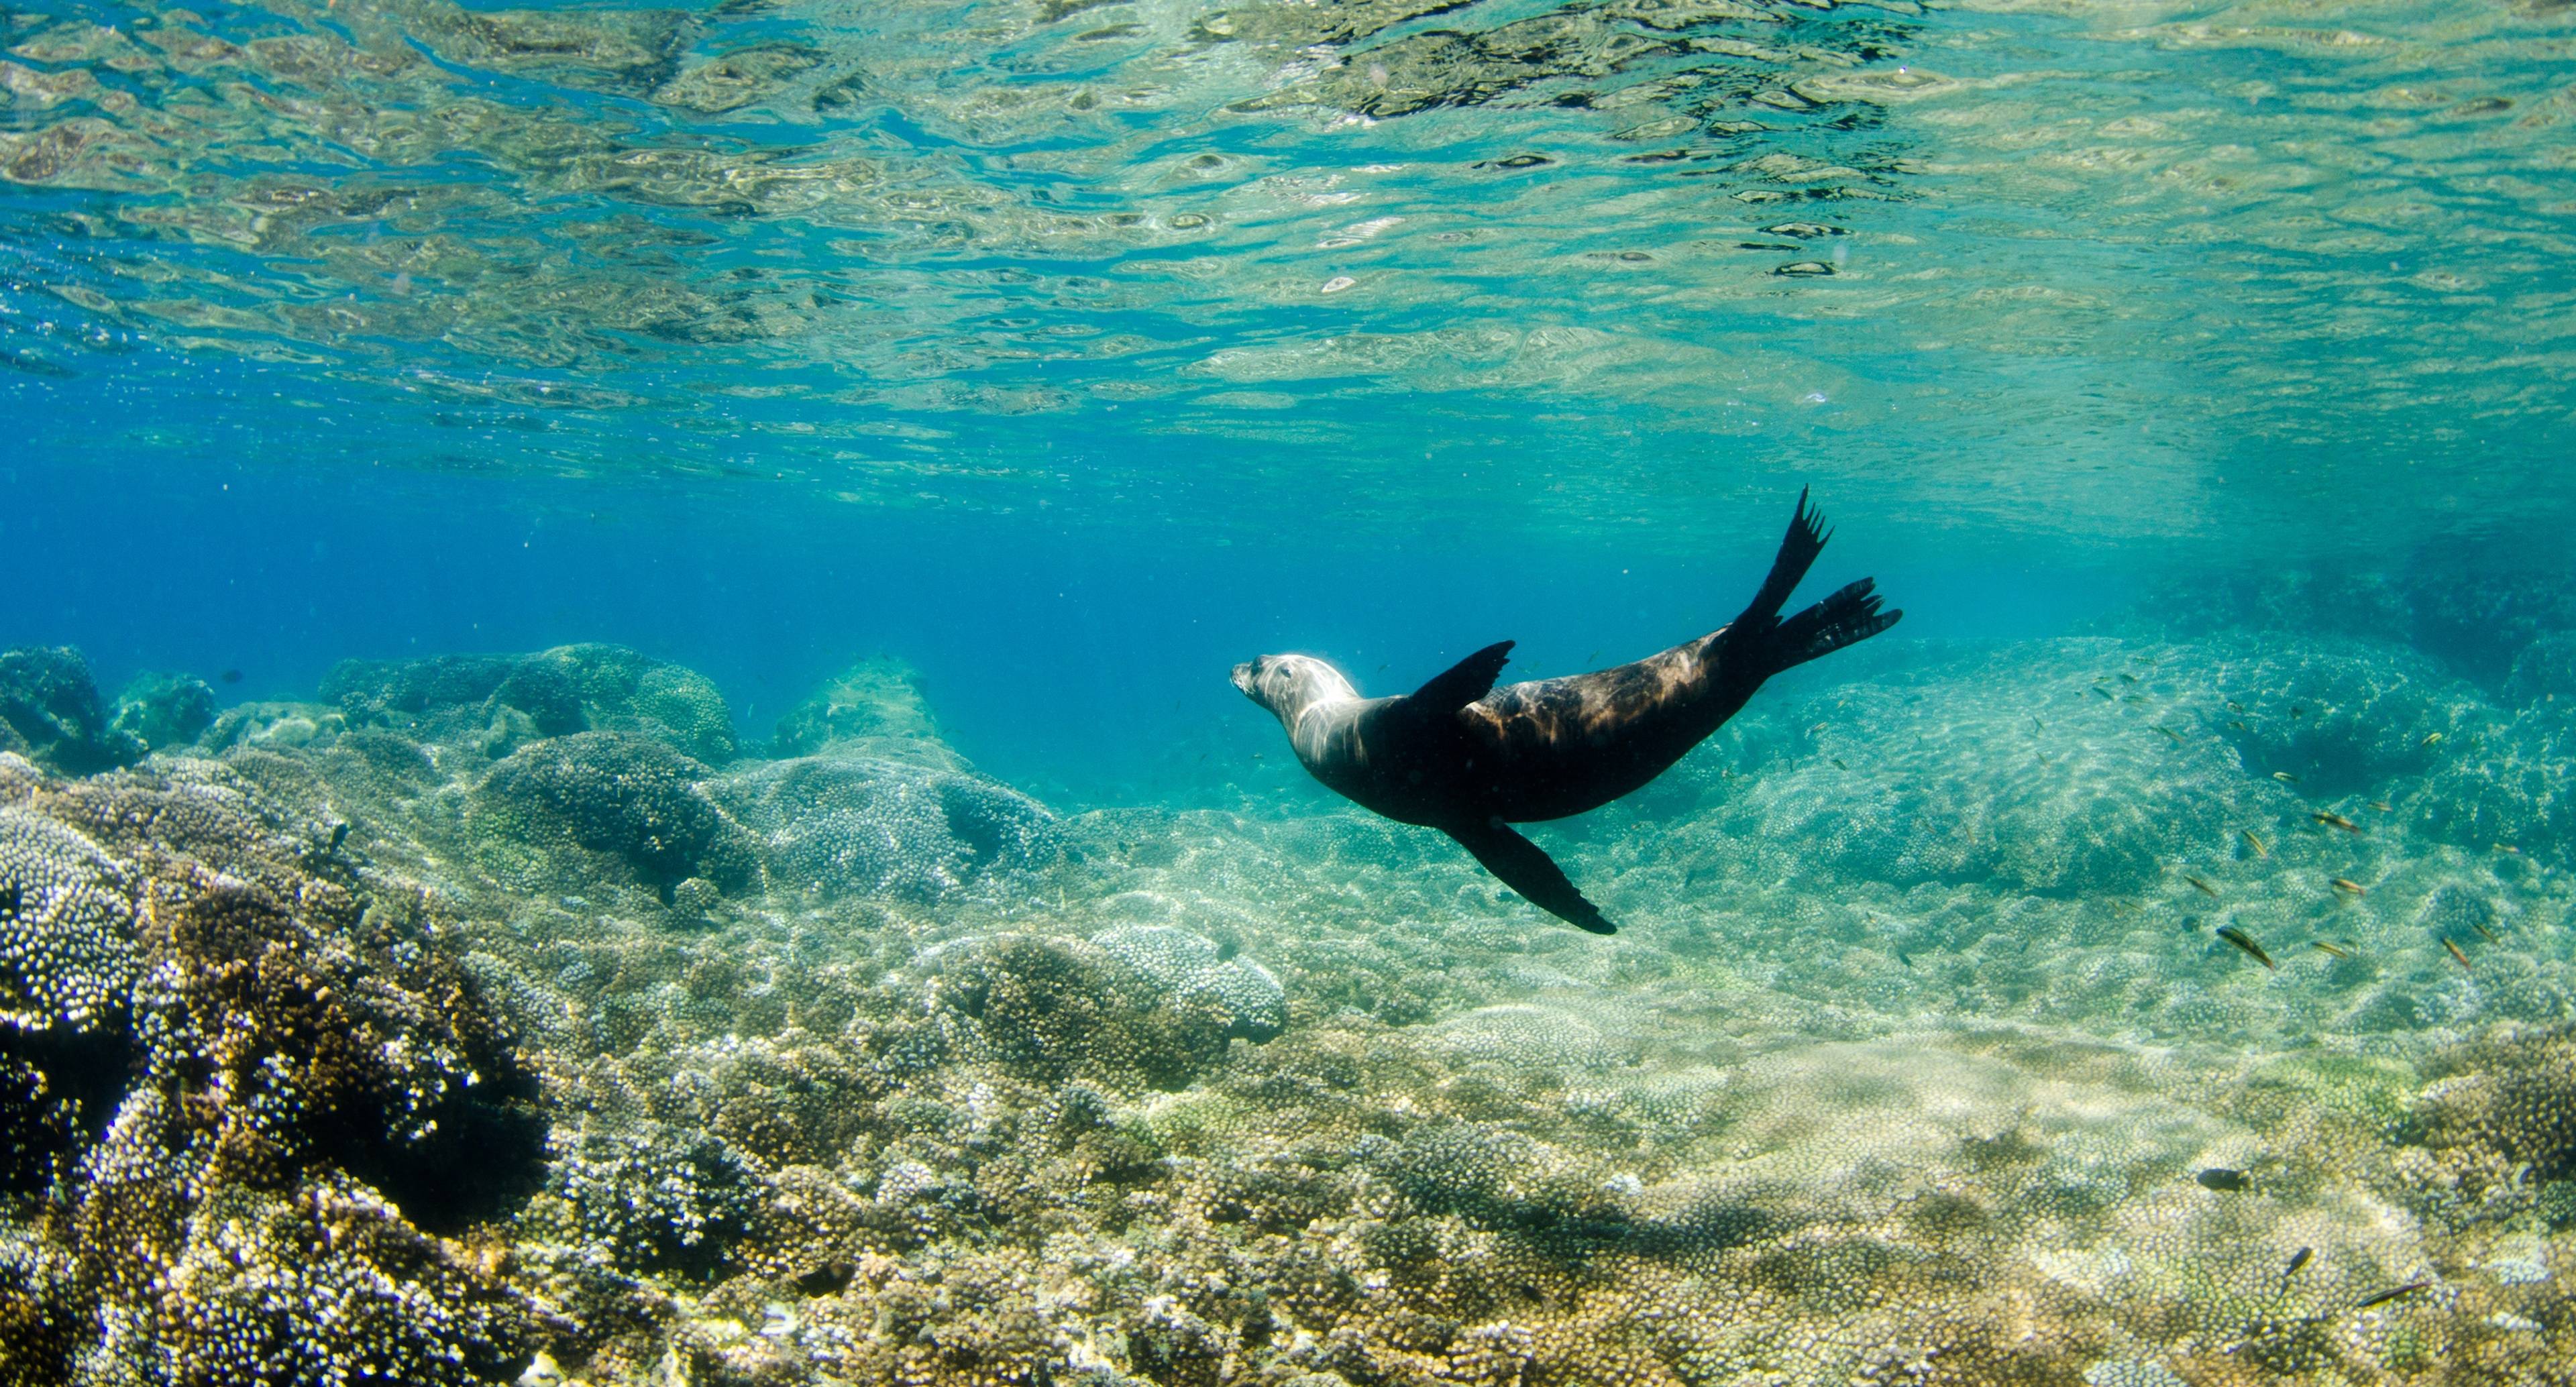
(1231, 490), (1898, 934)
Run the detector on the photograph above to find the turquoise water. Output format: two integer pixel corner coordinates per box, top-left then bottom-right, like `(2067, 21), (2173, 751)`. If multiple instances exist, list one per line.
(4, 1), (2575, 1384)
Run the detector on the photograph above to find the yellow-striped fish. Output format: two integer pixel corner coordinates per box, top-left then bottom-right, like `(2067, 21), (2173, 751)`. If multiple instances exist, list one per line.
(2331, 877), (2367, 897)
(2216, 926), (2275, 970)
(2310, 940), (2352, 960)
(2241, 829), (2267, 858)
(2441, 937), (2472, 972)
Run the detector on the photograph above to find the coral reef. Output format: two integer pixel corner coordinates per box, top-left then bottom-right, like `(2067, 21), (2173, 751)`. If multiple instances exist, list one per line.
(0, 755), (543, 1386)
(1091, 924), (1286, 1042)
(475, 732), (762, 895)
(715, 754), (1059, 904)
(2415, 1023), (2576, 1190)
(4, 614), (2572, 1385)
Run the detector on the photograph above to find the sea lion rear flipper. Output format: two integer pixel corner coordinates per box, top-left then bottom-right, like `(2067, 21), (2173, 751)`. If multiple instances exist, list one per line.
(1413, 640), (1516, 710)
(1719, 490), (1902, 674)
(1727, 486), (1831, 638)
(1443, 816), (1616, 935)
(1770, 578), (1902, 671)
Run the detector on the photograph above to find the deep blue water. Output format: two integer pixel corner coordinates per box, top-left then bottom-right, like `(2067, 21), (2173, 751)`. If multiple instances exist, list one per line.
(5, 447), (2124, 800)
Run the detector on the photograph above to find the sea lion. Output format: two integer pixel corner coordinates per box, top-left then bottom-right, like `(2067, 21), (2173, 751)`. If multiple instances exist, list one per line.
(1230, 490), (1899, 934)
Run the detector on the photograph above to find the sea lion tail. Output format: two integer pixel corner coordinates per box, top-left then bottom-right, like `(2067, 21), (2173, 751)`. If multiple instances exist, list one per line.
(1768, 578), (1902, 671)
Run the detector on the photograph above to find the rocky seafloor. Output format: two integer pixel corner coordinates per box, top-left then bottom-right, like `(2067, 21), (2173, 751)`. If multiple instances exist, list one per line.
(4, 577), (2575, 1387)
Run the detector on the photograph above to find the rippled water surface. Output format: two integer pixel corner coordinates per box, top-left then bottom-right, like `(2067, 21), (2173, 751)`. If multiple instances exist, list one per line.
(7, 0), (2572, 549)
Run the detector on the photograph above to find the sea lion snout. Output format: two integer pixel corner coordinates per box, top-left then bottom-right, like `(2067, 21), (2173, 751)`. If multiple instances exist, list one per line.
(1230, 661), (1256, 696)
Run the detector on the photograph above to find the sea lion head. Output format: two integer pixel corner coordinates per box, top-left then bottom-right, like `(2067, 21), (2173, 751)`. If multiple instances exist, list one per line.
(1231, 653), (1356, 722)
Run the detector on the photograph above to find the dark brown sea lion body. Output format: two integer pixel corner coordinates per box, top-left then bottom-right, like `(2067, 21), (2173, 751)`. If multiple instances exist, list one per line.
(1231, 490), (1900, 934)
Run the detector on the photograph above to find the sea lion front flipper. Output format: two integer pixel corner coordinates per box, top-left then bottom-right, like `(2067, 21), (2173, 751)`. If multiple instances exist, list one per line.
(1412, 640), (1516, 710)
(1442, 816), (1616, 935)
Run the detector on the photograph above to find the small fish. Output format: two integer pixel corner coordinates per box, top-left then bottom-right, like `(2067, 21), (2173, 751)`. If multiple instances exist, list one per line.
(1585, 649), (1601, 663)
(1809, 722), (1831, 733)
(2353, 1281), (2430, 1310)
(2369, 801), (2392, 813)
(1829, 757), (1849, 771)
(2229, 719), (2250, 731)
(2290, 706), (2305, 719)
(2310, 940), (2352, 960)
(2330, 877), (2367, 897)
(2241, 829), (2268, 858)
(2031, 716), (2044, 733)
(219, 669), (244, 685)
(2442, 936), (2472, 972)
(2226, 700), (2245, 713)
(2123, 694), (2146, 704)
(2120, 673), (2139, 684)
(2286, 1247), (2313, 1278)
(1894, 948), (1913, 969)
(2272, 771), (2300, 783)
(2156, 726), (2182, 744)
(2473, 920), (2499, 944)
(2313, 812), (2359, 834)
(2216, 926), (2274, 969)
(2496, 842), (2522, 854)
(2183, 873), (2219, 900)
(2196, 1168), (2250, 1192)
(2092, 687), (2114, 701)
(2421, 732), (2443, 747)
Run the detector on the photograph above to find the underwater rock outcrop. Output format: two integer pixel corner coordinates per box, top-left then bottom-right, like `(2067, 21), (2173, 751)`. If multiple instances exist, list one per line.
(323, 643), (737, 763)
(107, 671), (216, 756)
(768, 656), (959, 766)
(0, 647), (142, 776)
